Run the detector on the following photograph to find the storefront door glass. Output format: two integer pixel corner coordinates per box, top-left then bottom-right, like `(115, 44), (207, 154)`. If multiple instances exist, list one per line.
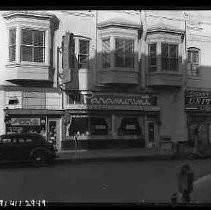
(148, 122), (155, 143)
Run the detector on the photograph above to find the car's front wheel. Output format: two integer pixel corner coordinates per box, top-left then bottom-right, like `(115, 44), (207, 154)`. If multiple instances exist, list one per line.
(32, 151), (48, 167)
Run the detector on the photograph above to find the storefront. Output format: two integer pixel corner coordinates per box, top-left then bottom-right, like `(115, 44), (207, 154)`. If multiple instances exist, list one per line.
(185, 88), (211, 145)
(62, 92), (160, 150)
(4, 109), (64, 150)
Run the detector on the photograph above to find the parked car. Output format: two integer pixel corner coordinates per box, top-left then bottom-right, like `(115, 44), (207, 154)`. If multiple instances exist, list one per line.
(0, 133), (59, 167)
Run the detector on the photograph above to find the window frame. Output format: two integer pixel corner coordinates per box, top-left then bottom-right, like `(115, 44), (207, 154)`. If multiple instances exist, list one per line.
(161, 43), (179, 72)
(148, 43), (157, 72)
(20, 28), (45, 63)
(9, 28), (16, 62)
(114, 38), (135, 68)
(102, 38), (111, 69)
(78, 38), (90, 69)
(7, 26), (48, 65)
(187, 47), (200, 77)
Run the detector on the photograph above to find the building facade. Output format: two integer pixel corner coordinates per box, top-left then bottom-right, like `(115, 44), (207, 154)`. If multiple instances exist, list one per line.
(1, 10), (211, 150)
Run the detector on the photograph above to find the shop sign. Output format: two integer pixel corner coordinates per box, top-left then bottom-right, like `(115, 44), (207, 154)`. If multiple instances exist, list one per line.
(11, 118), (40, 126)
(84, 93), (157, 106)
(185, 90), (211, 111)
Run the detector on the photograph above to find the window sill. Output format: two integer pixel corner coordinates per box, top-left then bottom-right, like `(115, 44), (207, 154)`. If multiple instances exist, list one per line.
(6, 62), (50, 68)
(100, 67), (138, 72)
(147, 71), (182, 75)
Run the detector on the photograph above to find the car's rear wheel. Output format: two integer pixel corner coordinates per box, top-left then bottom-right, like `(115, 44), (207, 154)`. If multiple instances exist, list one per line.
(32, 151), (48, 167)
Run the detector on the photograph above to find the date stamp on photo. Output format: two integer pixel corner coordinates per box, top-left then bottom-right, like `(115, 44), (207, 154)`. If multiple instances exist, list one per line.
(0, 199), (47, 206)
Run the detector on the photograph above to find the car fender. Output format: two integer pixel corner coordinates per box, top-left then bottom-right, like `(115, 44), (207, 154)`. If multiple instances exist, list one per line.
(30, 147), (51, 157)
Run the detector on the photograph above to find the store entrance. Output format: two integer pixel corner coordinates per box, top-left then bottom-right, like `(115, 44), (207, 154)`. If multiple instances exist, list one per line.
(147, 121), (157, 147)
(48, 119), (61, 150)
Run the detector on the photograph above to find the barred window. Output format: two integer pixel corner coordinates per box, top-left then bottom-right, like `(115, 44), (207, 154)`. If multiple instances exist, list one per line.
(9, 28), (16, 62)
(78, 39), (89, 69)
(148, 43), (157, 72)
(187, 48), (200, 76)
(115, 39), (134, 68)
(161, 43), (178, 71)
(21, 28), (45, 63)
(102, 38), (111, 68)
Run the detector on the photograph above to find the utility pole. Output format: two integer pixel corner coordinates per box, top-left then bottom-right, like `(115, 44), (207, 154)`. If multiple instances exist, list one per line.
(184, 12), (188, 91)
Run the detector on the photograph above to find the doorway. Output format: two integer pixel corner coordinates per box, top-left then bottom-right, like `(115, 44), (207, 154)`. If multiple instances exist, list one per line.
(146, 121), (157, 147)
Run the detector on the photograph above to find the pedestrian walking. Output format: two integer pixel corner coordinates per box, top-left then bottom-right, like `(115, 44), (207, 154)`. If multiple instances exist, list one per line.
(178, 164), (194, 203)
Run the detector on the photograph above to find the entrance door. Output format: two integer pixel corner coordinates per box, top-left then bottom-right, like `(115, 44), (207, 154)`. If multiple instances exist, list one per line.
(147, 121), (157, 147)
(48, 119), (61, 150)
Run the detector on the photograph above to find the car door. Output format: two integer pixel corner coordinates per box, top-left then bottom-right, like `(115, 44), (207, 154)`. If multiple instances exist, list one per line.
(16, 137), (33, 160)
(0, 136), (15, 160)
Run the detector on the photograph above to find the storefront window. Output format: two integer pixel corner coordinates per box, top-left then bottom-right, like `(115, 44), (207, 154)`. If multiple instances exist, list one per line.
(68, 117), (89, 136)
(90, 117), (109, 136)
(117, 117), (142, 136)
(67, 116), (111, 137)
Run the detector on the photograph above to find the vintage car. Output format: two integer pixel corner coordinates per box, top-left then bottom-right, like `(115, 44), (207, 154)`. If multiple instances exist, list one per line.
(0, 133), (58, 167)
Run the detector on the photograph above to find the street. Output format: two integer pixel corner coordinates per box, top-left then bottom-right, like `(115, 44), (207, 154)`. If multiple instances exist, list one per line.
(0, 159), (211, 203)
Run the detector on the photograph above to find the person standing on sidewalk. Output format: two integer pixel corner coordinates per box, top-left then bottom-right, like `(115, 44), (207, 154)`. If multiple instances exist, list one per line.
(193, 125), (200, 155)
(178, 164), (194, 203)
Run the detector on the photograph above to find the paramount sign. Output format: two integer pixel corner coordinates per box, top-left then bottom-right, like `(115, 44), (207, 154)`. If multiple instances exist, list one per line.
(84, 93), (157, 107)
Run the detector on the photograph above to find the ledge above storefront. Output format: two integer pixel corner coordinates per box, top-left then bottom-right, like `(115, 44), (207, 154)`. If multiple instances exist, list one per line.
(97, 69), (139, 85)
(146, 72), (183, 87)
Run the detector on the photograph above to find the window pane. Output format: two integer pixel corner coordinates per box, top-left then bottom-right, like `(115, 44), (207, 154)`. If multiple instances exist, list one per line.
(9, 28), (16, 45)
(118, 118), (142, 136)
(116, 39), (124, 54)
(68, 117), (89, 136)
(21, 46), (33, 62)
(102, 39), (111, 68)
(192, 51), (199, 63)
(170, 59), (178, 71)
(125, 40), (134, 54)
(22, 29), (33, 45)
(115, 54), (124, 67)
(90, 117), (108, 135)
(102, 39), (110, 53)
(79, 40), (89, 54)
(149, 44), (156, 56)
(149, 58), (156, 66)
(9, 46), (16, 62)
(162, 58), (168, 70)
(125, 56), (134, 68)
(161, 43), (168, 57)
(34, 47), (44, 62)
(34, 31), (44, 46)
(169, 45), (177, 58)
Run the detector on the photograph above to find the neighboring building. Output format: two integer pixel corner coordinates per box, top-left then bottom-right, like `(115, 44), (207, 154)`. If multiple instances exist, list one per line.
(1, 10), (211, 150)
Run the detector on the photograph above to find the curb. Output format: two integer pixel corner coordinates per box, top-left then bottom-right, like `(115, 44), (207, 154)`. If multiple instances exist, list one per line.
(55, 154), (177, 164)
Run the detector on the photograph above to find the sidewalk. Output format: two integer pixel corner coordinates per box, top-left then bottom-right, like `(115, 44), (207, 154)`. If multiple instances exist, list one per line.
(56, 147), (176, 163)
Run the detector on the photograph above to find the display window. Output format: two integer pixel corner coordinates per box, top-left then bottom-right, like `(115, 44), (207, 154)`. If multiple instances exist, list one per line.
(67, 116), (111, 137)
(117, 117), (142, 136)
(90, 117), (111, 136)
